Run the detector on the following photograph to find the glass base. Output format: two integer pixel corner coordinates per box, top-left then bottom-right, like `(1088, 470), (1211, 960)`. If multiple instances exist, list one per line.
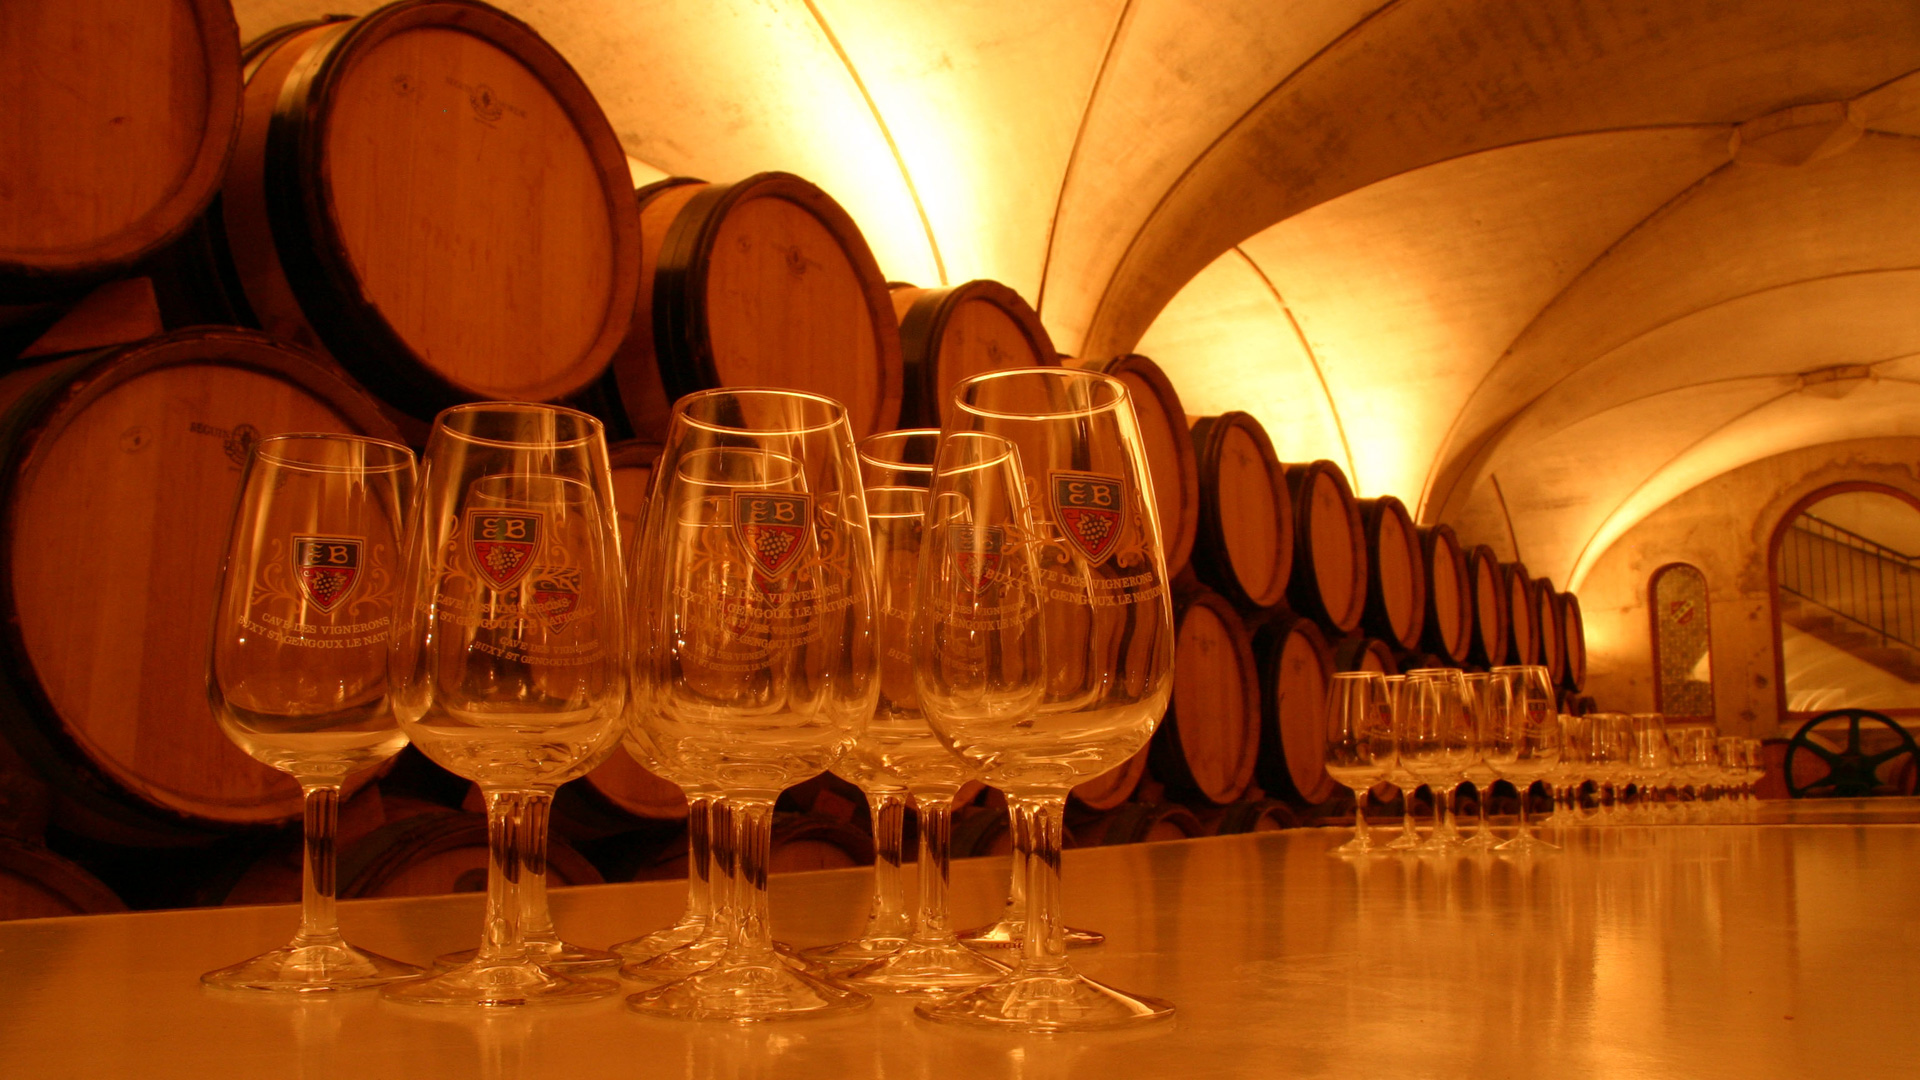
(797, 934), (909, 969)
(201, 938), (423, 993)
(434, 938), (620, 974)
(1382, 826), (1422, 851)
(957, 917), (1104, 949)
(839, 938), (1009, 994)
(915, 968), (1173, 1032)
(381, 957), (617, 1007)
(1458, 829), (1500, 851)
(626, 956), (870, 1022)
(1412, 833), (1456, 855)
(610, 917), (706, 963)
(621, 936), (815, 983)
(1332, 832), (1376, 857)
(1495, 833), (1560, 856)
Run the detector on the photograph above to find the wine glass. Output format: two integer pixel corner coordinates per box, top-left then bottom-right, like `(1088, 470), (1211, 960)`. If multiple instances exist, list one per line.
(203, 433), (422, 992)
(609, 733), (724, 978)
(801, 769), (912, 968)
(1487, 665), (1561, 854)
(626, 388), (878, 1021)
(916, 366), (1176, 1032)
(1381, 674), (1422, 851)
(1458, 672), (1500, 850)
(385, 404), (626, 1007)
(1403, 668), (1472, 852)
(1628, 712), (1673, 822)
(1546, 713), (1589, 831)
(1323, 671), (1393, 856)
(841, 430), (1015, 993)
(1588, 713), (1632, 822)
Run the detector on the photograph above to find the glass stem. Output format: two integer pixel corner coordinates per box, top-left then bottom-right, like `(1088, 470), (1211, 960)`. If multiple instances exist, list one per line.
(1000, 803), (1029, 924)
(1352, 788), (1371, 844)
(1010, 795), (1070, 975)
(1441, 785), (1457, 837)
(294, 782), (344, 945)
(1476, 781), (1491, 836)
(477, 788), (532, 964)
(686, 793), (714, 923)
(910, 790), (958, 945)
(723, 797), (777, 965)
(709, 798), (737, 945)
(518, 792), (556, 943)
(1516, 783), (1533, 840)
(1402, 788), (1417, 838)
(866, 790), (911, 940)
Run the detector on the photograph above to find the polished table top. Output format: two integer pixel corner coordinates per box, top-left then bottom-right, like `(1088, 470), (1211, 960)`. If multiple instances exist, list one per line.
(5, 802), (1919, 1079)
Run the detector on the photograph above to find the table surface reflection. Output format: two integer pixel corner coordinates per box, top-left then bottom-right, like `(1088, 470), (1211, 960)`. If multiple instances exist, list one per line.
(5, 802), (1920, 1079)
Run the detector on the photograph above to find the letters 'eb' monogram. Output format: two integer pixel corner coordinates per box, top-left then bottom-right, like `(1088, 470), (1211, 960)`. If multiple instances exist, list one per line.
(733, 492), (811, 579)
(294, 536), (362, 613)
(1050, 471), (1126, 566)
(950, 524), (1006, 594)
(467, 510), (542, 590)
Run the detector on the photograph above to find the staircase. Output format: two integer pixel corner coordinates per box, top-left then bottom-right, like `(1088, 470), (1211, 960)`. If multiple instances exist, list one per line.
(1778, 514), (1920, 683)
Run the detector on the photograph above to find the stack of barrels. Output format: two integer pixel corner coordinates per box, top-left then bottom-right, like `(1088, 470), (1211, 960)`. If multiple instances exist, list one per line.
(1047, 355), (1592, 826)
(0, 0), (1594, 917)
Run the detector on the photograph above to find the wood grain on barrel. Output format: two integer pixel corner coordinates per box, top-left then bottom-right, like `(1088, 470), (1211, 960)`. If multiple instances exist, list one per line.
(1359, 496), (1425, 650)
(1503, 562), (1537, 666)
(894, 280), (1055, 427)
(1466, 545), (1509, 667)
(1077, 356), (1197, 577)
(0, 839), (126, 921)
(1255, 615), (1337, 805)
(1284, 461), (1366, 634)
(610, 181), (705, 437)
(1333, 635), (1398, 677)
(1151, 589), (1260, 805)
(226, 4), (639, 414)
(1190, 413), (1291, 611)
(0, 0), (240, 289)
(0, 330), (398, 840)
(1535, 577), (1564, 685)
(1072, 742), (1148, 811)
(1418, 524), (1473, 663)
(1560, 592), (1587, 691)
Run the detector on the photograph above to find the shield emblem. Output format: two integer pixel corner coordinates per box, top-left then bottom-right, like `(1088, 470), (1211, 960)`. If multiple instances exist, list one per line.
(733, 492), (811, 579)
(950, 524), (1006, 594)
(1051, 471), (1127, 566)
(293, 536), (362, 613)
(467, 510), (542, 590)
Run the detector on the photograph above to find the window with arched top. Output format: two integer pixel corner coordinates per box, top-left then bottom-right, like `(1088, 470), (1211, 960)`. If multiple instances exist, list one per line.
(1651, 563), (1714, 719)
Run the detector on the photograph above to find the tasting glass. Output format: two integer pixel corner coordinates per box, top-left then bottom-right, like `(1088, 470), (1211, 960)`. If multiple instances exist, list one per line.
(1323, 671), (1394, 856)
(1487, 665), (1561, 854)
(385, 404), (626, 1007)
(1381, 674), (1422, 851)
(1588, 713), (1633, 821)
(917, 367), (1176, 1031)
(1744, 736), (1767, 807)
(1458, 672), (1500, 849)
(1628, 713), (1674, 822)
(204, 433), (421, 991)
(609, 735), (724, 978)
(626, 388), (879, 1021)
(1545, 713), (1589, 830)
(1403, 668), (1473, 852)
(839, 430), (1008, 993)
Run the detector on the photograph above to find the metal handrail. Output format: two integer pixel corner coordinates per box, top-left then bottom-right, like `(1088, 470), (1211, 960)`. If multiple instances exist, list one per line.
(1779, 515), (1919, 651)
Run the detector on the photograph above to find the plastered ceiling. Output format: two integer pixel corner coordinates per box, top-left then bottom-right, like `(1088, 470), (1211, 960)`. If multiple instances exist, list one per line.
(233, 0), (1920, 591)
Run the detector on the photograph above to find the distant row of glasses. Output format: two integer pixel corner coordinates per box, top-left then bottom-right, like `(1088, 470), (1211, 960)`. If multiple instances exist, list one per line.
(1542, 715), (1764, 826)
(203, 368), (1178, 1031)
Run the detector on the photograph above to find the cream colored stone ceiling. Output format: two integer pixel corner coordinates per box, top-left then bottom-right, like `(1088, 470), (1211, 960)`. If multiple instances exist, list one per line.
(232, 0), (1920, 592)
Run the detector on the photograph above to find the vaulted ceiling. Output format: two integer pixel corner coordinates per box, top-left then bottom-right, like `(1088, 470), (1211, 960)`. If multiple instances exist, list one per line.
(235, 0), (1920, 590)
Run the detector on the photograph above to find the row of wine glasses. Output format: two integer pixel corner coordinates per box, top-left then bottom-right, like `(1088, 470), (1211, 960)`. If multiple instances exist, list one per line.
(1545, 714), (1765, 825)
(203, 367), (1178, 1032)
(1324, 665), (1564, 858)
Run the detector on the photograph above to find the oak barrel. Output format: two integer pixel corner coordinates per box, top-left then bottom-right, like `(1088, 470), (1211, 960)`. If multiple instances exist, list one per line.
(0, 839), (127, 920)
(1333, 634), (1399, 677)
(1535, 577), (1565, 685)
(220, 0), (641, 416)
(1466, 545), (1509, 667)
(1148, 588), (1261, 805)
(1207, 800), (1299, 835)
(0, 328), (401, 845)
(1081, 803), (1204, 846)
(1253, 614), (1338, 806)
(769, 813), (875, 873)
(1358, 496), (1426, 650)
(608, 439), (663, 564)
(1076, 355), (1198, 576)
(1502, 562), (1539, 666)
(1070, 743), (1148, 812)
(1283, 460), (1367, 634)
(1418, 524), (1473, 663)
(1559, 592), (1588, 691)
(0, 0), (242, 298)
(610, 174), (903, 440)
(1189, 413), (1293, 611)
(893, 280), (1056, 427)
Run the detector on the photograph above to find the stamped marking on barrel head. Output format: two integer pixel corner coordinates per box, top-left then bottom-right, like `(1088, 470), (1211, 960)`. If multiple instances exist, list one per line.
(1051, 471), (1126, 567)
(950, 524), (1006, 594)
(466, 510), (542, 590)
(294, 535), (362, 613)
(733, 492), (811, 580)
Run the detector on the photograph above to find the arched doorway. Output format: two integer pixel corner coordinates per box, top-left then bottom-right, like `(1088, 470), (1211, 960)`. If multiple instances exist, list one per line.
(1770, 484), (1920, 725)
